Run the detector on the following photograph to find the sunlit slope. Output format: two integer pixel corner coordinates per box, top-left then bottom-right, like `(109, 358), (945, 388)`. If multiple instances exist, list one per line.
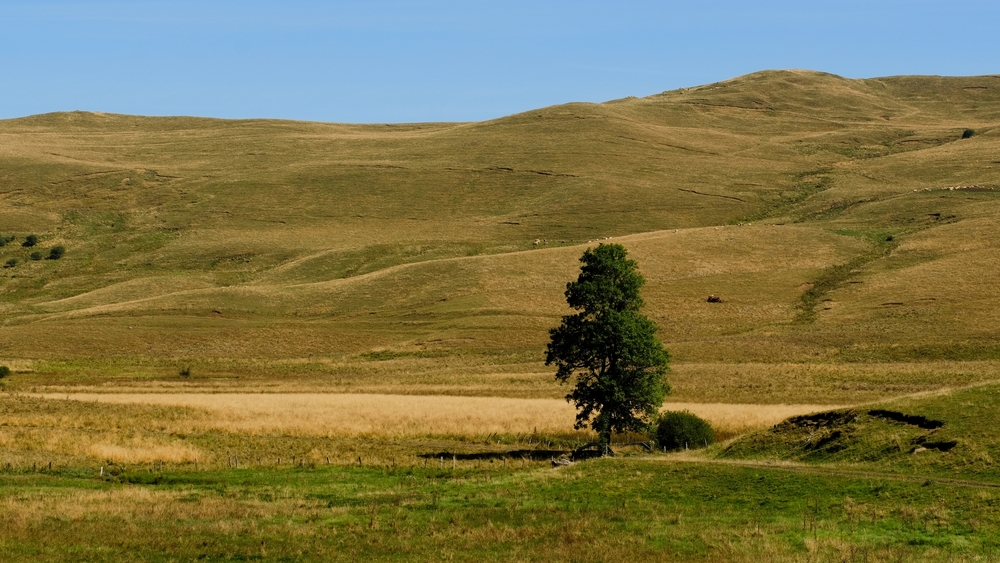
(6, 224), (861, 357)
(1, 69), (999, 384)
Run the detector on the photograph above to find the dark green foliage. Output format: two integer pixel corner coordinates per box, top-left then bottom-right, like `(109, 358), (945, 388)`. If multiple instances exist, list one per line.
(546, 243), (670, 446)
(961, 128), (975, 139)
(47, 245), (65, 260)
(179, 366), (192, 377)
(4, 258), (17, 268)
(0, 235), (14, 247)
(0, 366), (9, 378)
(22, 234), (38, 248)
(30, 251), (42, 261)
(656, 411), (715, 451)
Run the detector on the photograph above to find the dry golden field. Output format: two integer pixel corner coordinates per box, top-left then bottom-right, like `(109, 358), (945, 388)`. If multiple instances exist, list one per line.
(35, 392), (835, 438)
(0, 390), (834, 467)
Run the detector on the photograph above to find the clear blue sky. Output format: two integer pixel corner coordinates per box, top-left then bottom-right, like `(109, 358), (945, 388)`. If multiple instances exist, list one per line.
(2, 1), (998, 123)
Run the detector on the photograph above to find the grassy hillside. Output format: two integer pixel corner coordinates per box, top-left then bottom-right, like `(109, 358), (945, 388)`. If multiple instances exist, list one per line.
(1, 69), (999, 402)
(721, 381), (1000, 481)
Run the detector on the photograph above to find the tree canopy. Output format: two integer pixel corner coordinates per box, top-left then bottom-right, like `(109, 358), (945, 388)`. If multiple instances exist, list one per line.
(545, 243), (670, 448)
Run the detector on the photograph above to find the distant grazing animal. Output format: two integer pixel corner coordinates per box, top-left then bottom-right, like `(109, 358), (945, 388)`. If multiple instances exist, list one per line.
(706, 295), (722, 303)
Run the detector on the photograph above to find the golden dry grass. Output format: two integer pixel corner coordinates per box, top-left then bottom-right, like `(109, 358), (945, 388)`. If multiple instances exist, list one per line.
(0, 426), (202, 464)
(32, 393), (833, 441)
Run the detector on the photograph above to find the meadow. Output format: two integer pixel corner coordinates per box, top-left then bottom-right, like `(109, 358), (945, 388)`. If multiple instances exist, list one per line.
(2, 69), (1000, 560)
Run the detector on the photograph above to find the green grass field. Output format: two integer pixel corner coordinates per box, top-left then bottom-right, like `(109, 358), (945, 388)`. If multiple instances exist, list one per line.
(3, 69), (1000, 560)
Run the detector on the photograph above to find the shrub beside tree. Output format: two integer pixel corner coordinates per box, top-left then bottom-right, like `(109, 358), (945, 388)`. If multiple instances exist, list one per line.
(47, 245), (66, 260)
(22, 234), (38, 248)
(0, 366), (10, 379)
(546, 243), (670, 451)
(656, 411), (715, 451)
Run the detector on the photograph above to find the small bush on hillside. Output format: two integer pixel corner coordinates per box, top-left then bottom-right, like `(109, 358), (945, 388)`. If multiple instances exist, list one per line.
(47, 246), (65, 260)
(179, 366), (192, 377)
(0, 366), (9, 378)
(4, 258), (17, 269)
(0, 235), (14, 247)
(30, 251), (42, 261)
(656, 411), (715, 451)
(22, 235), (38, 248)
(962, 128), (975, 139)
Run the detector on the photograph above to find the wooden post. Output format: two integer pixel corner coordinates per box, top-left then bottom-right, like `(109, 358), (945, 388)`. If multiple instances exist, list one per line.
(439, 456), (443, 469)
(326, 457), (330, 465)
(452, 454), (456, 470)
(100, 466), (104, 477)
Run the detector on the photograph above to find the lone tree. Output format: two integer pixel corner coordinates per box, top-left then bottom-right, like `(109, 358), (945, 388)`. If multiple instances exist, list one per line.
(545, 243), (670, 450)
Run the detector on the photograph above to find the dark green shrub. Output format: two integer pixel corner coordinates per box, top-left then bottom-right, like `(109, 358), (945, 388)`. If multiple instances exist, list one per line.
(656, 411), (715, 451)
(0, 366), (9, 378)
(22, 234), (38, 248)
(179, 366), (192, 377)
(962, 128), (975, 139)
(4, 258), (17, 268)
(0, 235), (14, 247)
(47, 245), (65, 260)
(30, 251), (42, 261)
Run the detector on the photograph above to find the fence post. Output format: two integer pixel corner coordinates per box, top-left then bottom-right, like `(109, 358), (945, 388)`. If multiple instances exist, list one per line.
(452, 455), (456, 470)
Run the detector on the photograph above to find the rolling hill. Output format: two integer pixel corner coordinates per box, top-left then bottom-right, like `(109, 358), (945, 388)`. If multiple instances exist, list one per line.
(1, 69), (999, 403)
